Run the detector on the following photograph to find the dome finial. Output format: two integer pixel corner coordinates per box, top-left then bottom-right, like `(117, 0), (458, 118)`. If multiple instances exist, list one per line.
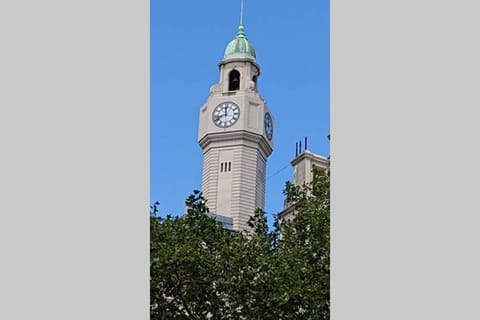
(236, 24), (245, 38)
(223, 0), (256, 59)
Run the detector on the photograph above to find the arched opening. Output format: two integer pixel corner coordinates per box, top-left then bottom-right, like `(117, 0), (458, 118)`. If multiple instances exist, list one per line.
(228, 70), (240, 91)
(252, 75), (257, 89)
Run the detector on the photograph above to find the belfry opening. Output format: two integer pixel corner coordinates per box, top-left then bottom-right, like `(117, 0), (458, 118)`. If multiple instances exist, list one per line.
(228, 70), (240, 91)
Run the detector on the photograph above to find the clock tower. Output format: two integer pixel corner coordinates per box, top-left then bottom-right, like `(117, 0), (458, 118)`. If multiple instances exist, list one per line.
(198, 23), (274, 231)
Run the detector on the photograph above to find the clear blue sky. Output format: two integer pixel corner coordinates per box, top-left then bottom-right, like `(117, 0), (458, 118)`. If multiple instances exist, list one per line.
(151, 0), (329, 226)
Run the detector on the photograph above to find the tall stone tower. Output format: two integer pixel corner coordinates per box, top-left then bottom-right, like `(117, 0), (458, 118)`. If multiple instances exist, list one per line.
(198, 23), (274, 231)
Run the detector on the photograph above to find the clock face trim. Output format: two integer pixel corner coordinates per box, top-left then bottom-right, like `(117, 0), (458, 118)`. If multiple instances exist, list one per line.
(264, 112), (273, 140)
(212, 102), (240, 128)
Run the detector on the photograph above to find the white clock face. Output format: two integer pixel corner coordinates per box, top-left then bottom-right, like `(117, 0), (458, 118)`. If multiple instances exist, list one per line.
(212, 102), (240, 128)
(264, 112), (273, 140)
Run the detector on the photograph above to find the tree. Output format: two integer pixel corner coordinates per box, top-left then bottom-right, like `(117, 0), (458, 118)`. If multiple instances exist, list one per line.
(150, 191), (238, 319)
(150, 166), (330, 319)
(274, 166), (330, 319)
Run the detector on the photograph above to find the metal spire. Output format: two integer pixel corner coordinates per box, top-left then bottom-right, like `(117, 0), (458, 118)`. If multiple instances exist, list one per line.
(240, 0), (244, 25)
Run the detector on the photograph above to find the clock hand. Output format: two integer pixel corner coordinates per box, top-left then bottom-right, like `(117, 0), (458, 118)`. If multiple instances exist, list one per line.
(214, 114), (225, 122)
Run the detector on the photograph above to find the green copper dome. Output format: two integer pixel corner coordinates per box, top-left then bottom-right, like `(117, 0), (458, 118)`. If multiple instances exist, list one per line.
(224, 25), (256, 59)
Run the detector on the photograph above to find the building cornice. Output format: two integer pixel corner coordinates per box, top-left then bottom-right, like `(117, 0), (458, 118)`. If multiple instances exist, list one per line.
(291, 150), (329, 167)
(199, 130), (273, 159)
(218, 56), (260, 73)
(278, 203), (295, 220)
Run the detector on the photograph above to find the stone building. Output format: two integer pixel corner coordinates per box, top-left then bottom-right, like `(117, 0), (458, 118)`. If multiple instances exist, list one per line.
(278, 150), (329, 222)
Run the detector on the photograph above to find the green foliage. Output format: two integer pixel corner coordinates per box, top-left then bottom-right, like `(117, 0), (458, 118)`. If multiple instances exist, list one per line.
(150, 191), (235, 319)
(275, 167), (330, 319)
(151, 167), (330, 319)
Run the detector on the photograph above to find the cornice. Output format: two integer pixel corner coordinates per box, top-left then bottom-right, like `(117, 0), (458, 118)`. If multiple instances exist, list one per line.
(218, 56), (260, 73)
(291, 150), (329, 167)
(278, 204), (295, 220)
(199, 130), (273, 158)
